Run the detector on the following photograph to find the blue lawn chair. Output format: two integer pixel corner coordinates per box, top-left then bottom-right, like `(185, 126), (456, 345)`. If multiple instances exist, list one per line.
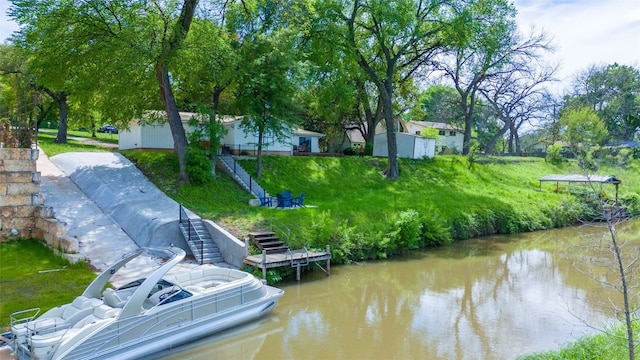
(292, 192), (305, 207)
(276, 193), (292, 208)
(259, 192), (272, 207)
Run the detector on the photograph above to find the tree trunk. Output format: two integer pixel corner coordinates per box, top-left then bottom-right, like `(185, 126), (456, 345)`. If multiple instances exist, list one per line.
(54, 92), (68, 144)
(256, 122), (264, 179)
(380, 83), (398, 179)
(156, 63), (189, 182)
(154, 0), (199, 183)
(459, 92), (475, 156)
(484, 121), (510, 155)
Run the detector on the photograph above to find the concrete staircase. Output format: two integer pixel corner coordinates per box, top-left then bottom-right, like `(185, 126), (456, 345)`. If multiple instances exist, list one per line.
(179, 208), (224, 265)
(218, 154), (268, 199)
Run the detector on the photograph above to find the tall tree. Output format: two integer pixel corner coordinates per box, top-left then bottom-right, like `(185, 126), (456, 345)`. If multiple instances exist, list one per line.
(226, 0), (307, 178)
(416, 85), (463, 125)
(8, 1), (87, 143)
(479, 58), (557, 154)
(436, 0), (550, 155)
(318, 0), (453, 179)
(569, 63), (640, 142)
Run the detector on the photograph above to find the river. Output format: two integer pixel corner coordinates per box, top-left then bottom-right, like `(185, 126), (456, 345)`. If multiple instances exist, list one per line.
(159, 218), (639, 360)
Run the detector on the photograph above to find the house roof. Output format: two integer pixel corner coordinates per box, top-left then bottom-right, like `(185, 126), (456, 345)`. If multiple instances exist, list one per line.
(407, 121), (463, 132)
(293, 128), (325, 138)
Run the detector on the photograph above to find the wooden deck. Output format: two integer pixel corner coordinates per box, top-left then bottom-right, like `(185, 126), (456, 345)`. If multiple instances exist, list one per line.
(243, 247), (331, 281)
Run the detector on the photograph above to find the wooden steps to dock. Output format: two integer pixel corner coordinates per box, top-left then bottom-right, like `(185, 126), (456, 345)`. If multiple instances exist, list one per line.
(248, 231), (289, 254)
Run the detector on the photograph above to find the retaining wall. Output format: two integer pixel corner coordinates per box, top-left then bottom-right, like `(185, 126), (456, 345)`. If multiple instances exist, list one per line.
(0, 148), (75, 252)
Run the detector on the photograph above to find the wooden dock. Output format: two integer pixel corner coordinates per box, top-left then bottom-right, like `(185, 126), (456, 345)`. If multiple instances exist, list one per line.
(243, 246), (331, 281)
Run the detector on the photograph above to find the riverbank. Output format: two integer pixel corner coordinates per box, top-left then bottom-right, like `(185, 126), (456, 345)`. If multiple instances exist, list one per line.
(124, 150), (640, 264)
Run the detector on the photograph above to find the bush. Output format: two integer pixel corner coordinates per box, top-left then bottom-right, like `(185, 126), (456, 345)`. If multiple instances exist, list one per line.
(421, 210), (452, 246)
(384, 209), (423, 254)
(546, 144), (563, 165)
(620, 192), (640, 216)
(185, 147), (213, 185)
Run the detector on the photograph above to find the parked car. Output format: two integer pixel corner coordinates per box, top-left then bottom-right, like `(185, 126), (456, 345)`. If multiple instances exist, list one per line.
(97, 125), (118, 134)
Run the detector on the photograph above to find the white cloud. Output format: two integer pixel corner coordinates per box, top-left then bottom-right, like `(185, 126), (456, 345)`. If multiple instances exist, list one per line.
(0, 0), (20, 44)
(514, 0), (640, 93)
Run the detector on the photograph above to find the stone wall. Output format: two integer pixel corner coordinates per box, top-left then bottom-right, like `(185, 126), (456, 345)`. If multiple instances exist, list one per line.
(0, 148), (75, 253)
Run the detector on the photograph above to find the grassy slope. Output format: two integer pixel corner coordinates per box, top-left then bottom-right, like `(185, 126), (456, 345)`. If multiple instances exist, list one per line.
(124, 150), (640, 259)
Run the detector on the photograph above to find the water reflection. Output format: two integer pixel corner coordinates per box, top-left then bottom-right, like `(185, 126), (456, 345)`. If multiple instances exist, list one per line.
(161, 219), (639, 360)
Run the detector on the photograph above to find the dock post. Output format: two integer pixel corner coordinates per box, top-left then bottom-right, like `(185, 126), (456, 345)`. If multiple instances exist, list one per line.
(326, 245), (331, 276)
(296, 265), (301, 281)
(262, 250), (267, 280)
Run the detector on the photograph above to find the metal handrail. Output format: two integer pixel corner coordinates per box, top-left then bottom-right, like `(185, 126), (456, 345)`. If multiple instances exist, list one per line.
(179, 205), (205, 264)
(269, 218), (291, 243)
(218, 154), (265, 198)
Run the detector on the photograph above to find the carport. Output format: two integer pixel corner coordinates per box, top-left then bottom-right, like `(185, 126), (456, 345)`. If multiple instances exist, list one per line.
(539, 174), (621, 202)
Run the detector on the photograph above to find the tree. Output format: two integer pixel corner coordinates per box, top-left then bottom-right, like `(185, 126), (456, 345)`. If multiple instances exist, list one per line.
(435, 0), (556, 155)
(319, 0), (453, 179)
(416, 85), (463, 125)
(560, 106), (608, 167)
(9, 0), (198, 181)
(227, 0), (306, 178)
(569, 64), (640, 142)
(479, 57), (557, 154)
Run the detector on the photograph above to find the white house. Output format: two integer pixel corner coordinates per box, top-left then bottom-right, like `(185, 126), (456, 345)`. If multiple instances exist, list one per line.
(373, 132), (436, 159)
(119, 112), (324, 155)
(219, 117), (324, 155)
(404, 121), (464, 153)
(119, 112), (202, 150)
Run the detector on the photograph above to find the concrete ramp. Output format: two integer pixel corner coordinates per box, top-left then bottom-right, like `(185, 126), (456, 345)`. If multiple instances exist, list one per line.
(50, 152), (188, 250)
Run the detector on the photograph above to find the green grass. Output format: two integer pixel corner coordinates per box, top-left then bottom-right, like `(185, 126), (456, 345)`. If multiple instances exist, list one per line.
(123, 150), (640, 263)
(518, 319), (639, 359)
(0, 239), (97, 331)
(37, 131), (117, 157)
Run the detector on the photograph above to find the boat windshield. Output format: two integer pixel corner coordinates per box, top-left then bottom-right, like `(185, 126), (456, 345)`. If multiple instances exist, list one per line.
(158, 289), (192, 306)
(117, 279), (146, 290)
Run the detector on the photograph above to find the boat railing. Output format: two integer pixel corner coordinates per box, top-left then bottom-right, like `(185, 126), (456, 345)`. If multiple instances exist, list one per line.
(10, 308), (40, 353)
(10, 308), (40, 329)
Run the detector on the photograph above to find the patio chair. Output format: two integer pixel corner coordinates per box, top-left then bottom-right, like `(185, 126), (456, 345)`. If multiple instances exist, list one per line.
(292, 192), (305, 207)
(276, 193), (292, 208)
(259, 192), (272, 207)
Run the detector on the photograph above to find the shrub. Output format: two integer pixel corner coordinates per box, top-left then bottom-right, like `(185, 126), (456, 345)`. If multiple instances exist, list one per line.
(185, 147), (213, 185)
(620, 192), (640, 216)
(546, 144), (563, 165)
(385, 209), (423, 254)
(421, 210), (452, 246)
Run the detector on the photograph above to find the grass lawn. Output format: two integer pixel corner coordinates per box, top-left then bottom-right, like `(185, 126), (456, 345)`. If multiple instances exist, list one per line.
(0, 240), (96, 331)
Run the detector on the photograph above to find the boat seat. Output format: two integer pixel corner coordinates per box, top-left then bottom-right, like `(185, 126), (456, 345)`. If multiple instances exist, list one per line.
(73, 305), (119, 328)
(103, 288), (126, 308)
(29, 305), (119, 357)
(14, 296), (101, 338)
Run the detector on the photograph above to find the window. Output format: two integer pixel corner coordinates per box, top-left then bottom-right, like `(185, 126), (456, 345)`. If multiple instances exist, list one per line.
(449, 131), (456, 136)
(438, 130), (445, 136)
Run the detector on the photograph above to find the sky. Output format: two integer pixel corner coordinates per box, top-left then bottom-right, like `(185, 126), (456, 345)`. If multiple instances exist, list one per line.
(0, 0), (639, 94)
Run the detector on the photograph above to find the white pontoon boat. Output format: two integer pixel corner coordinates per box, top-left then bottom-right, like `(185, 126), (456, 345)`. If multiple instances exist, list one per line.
(6, 247), (284, 360)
